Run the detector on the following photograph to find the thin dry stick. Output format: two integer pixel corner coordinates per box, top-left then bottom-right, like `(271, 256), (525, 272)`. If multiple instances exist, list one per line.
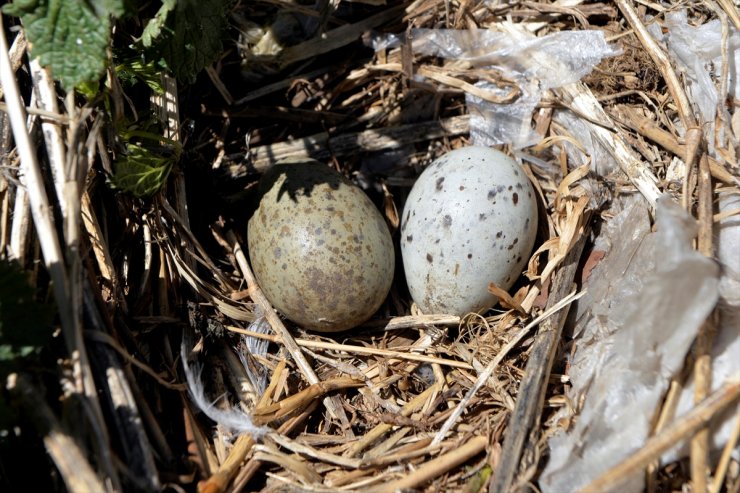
(232, 400), (320, 491)
(6, 373), (106, 493)
(0, 20), (121, 490)
(432, 288), (585, 445)
(84, 330), (185, 390)
(716, 0), (740, 30)
(371, 435), (488, 493)
(691, 151), (717, 493)
(616, 0), (696, 129)
(0, 15), (71, 350)
(366, 313), (461, 330)
(578, 381), (740, 493)
(226, 231), (352, 428)
(246, 115), (470, 172)
(709, 412), (740, 493)
(225, 324), (474, 370)
(346, 383), (441, 458)
(267, 432), (362, 469)
(490, 234), (587, 493)
(610, 108), (738, 186)
(555, 83), (661, 208)
(198, 360), (287, 493)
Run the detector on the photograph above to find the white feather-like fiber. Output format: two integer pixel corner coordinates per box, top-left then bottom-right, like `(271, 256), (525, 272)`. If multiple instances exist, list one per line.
(238, 310), (271, 394)
(180, 338), (268, 438)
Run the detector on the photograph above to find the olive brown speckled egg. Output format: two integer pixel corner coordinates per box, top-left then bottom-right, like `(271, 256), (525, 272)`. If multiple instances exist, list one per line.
(248, 160), (395, 332)
(400, 146), (538, 316)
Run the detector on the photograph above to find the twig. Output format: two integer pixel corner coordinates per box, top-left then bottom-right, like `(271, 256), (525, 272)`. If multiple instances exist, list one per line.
(278, 6), (405, 68)
(232, 400), (319, 491)
(555, 83), (661, 207)
(0, 15), (72, 343)
(371, 435), (488, 493)
(490, 234), (587, 493)
(226, 231), (353, 428)
(346, 383), (441, 458)
(610, 107), (739, 186)
(709, 412), (740, 493)
(1, 20), (122, 491)
(6, 373), (106, 493)
(716, 0), (740, 30)
(691, 151), (716, 493)
(432, 288), (585, 445)
(198, 360), (286, 493)
(85, 330), (186, 390)
(616, 0), (696, 129)
(225, 324), (474, 369)
(578, 381), (740, 493)
(243, 115), (470, 172)
(364, 313), (461, 330)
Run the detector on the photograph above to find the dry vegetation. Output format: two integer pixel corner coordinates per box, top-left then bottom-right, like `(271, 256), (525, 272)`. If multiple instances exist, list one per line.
(1, 1), (739, 492)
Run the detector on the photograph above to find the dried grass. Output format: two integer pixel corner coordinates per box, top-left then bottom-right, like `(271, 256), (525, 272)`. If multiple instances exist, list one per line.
(1, 1), (739, 492)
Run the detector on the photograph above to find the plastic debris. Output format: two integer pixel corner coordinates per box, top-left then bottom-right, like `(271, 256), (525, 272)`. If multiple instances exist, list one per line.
(370, 28), (619, 148)
(540, 196), (720, 493)
(648, 10), (740, 153)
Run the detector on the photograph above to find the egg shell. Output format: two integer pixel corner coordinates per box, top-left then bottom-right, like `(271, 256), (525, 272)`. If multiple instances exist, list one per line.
(400, 146), (538, 316)
(248, 160), (395, 332)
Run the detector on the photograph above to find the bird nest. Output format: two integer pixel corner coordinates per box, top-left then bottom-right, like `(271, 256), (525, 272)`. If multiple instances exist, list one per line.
(0, 1), (739, 493)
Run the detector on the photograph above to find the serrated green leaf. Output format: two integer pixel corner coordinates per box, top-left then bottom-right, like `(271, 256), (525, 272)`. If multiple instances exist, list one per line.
(111, 142), (177, 197)
(157, 0), (231, 83)
(115, 57), (165, 93)
(3, 0), (124, 90)
(140, 0), (177, 48)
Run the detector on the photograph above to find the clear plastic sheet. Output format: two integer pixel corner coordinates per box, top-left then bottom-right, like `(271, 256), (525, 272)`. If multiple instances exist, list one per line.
(370, 28), (619, 148)
(541, 196), (720, 493)
(663, 191), (740, 463)
(648, 10), (740, 152)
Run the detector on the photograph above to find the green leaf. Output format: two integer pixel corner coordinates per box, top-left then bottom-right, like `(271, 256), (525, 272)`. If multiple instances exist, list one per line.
(3, 0), (124, 90)
(156, 0), (232, 83)
(115, 56), (165, 94)
(111, 140), (179, 197)
(140, 0), (177, 48)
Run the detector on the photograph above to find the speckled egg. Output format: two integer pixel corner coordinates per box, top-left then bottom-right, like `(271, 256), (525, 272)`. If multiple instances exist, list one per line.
(400, 146), (538, 315)
(248, 160), (395, 332)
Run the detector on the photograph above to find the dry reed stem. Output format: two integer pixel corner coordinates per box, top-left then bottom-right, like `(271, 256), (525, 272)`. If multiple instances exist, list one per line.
(227, 231), (352, 427)
(709, 412), (740, 493)
(555, 83), (661, 207)
(225, 324), (474, 369)
(245, 115), (470, 171)
(84, 330), (186, 390)
(716, 0), (740, 30)
(6, 373), (106, 492)
(371, 435), (488, 493)
(578, 381), (740, 493)
(346, 382), (441, 458)
(610, 107), (739, 186)
(366, 314), (461, 330)
(198, 360), (287, 493)
(692, 150), (717, 493)
(0, 19), (122, 490)
(491, 233), (587, 493)
(232, 400), (320, 491)
(616, 0), (696, 129)
(279, 5), (405, 69)
(253, 377), (363, 424)
(433, 288), (585, 445)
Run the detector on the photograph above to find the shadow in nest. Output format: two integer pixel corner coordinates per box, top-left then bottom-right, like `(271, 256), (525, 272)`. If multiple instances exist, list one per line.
(256, 159), (344, 203)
